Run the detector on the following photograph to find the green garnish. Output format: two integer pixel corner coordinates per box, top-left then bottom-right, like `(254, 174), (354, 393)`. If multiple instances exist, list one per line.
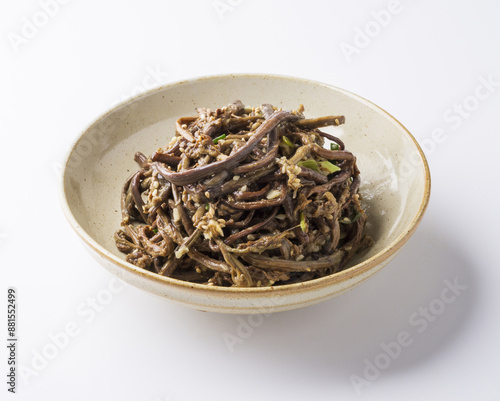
(319, 160), (341, 174)
(205, 203), (210, 211)
(279, 136), (295, 156)
(282, 136), (294, 148)
(298, 159), (340, 175)
(340, 211), (362, 225)
(297, 159), (320, 172)
(152, 228), (158, 234)
(213, 134), (226, 144)
(351, 211), (362, 223)
(330, 143), (340, 151)
(299, 212), (307, 232)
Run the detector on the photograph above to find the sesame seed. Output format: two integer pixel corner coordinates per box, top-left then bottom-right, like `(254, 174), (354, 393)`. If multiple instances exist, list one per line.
(175, 245), (189, 259)
(251, 122), (261, 130)
(266, 189), (282, 200)
(172, 208), (180, 222)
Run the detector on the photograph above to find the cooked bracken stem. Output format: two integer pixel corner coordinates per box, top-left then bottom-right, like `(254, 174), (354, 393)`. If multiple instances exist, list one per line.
(233, 129), (278, 174)
(153, 111), (297, 186)
(151, 151), (182, 166)
(224, 207), (279, 245)
(317, 130), (345, 150)
(295, 115), (345, 129)
(130, 171), (148, 222)
(134, 152), (149, 168)
(228, 182), (287, 210)
(242, 251), (344, 271)
(235, 183), (272, 201)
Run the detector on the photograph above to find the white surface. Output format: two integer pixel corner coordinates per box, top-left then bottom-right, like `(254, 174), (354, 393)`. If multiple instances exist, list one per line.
(1, 0), (499, 399)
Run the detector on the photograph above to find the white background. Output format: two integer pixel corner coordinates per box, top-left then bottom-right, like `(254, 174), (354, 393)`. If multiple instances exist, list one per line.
(1, 0), (500, 400)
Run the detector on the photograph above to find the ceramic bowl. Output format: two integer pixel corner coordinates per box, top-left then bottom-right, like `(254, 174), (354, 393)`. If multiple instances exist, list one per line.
(60, 74), (430, 314)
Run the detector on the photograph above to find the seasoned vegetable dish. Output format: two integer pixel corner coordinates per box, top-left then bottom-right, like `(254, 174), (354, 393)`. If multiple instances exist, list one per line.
(115, 101), (372, 287)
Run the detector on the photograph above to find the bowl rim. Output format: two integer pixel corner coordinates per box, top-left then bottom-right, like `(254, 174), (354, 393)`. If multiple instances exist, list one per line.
(59, 72), (431, 296)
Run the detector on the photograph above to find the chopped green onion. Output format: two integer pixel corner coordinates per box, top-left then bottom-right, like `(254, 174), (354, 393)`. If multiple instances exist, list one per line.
(319, 160), (341, 174)
(205, 203), (210, 211)
(213, 134), (226, 144)
(279, 136), (294, 155)
(340, 211), (361, 225)
(330, 143), (340, 151)
(152, 228), (158, 234)
(297, 159), (320, 172)
(351, 211), (362, 223)
(300, 212), (307, 232)
(282, 136), (294, 148)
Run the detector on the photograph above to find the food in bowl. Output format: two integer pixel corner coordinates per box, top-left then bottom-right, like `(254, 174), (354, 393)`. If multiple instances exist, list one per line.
(114, 101), (372, 287)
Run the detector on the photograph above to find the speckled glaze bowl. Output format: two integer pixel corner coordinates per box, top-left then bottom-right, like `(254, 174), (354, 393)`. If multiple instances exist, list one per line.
(60, 74), (430, 314)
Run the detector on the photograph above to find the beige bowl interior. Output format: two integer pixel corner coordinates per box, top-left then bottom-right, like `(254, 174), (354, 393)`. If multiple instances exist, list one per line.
(61, 74), (430, 313)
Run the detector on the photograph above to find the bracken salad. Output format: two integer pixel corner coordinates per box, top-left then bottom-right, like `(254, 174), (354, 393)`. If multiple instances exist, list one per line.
(114, 101), (372, 287)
